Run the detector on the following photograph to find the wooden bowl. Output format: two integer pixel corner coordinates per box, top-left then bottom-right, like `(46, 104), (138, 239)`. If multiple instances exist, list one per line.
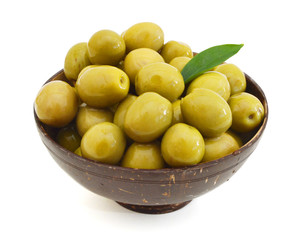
(34, 69), (268, 214)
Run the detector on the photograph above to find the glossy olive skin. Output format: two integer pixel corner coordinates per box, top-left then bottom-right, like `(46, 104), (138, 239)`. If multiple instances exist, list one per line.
(56, 124), (82, 152)
(171, 100), (183, 125)
(76, 104), (114, 136)
(64, 42), (91, 81)
(78, 64), (99, 77)
(161, 123), (205, 167)
(181, 88), (232, 137)
(161, 41), (193, 63)
(202, 132), (242, 163)
(81, 122), (126, 164)
(123, 48), (164, 84)
(228, 92), (265, 133)
(213, 63), (246, 95)
(35, 80), (78, 127)
(121, 142), (165, 169)
(123, 22), (164, 52)
(187, 71), (231, 101)
(76, 65), (129, 108)
(88, 30), (126, 65)
(113, 94), (137, 130)
(169, 56), (191, 72)
(135, 62), (185, 102)
(124, 92), (172, 143)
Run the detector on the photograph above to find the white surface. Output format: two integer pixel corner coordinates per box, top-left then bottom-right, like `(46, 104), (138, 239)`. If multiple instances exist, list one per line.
(1, 0), (303, 239)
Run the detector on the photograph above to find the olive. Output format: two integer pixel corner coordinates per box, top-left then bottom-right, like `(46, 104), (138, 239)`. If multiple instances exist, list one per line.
(227, 130), (243, 147)
(160, 40), (193, 63)
(135, 62), (185, 102)
(186, 71), (231, 101)
(121, 142), (165, 169)
(202, 131), (242, 163)
(87, 30), (126, 65)
(78, 64), (99, 77)
(171, 100), (183, 125)
(113, 94), (137, 130)
(81, 122), (126, 164)
(169, 56), (191, 72)
(123, 22), (164, 52)
(75, 65), (129, 108)
(181, 88), (232, 137)
(161, 123), (205, 167)
(56, 124), (82, 152)
(213, 63), (246, 95)
(124, 92), (172, 143)
(228, 92), (265, 132)
(64, 42), (91, 81)
(76, 104), (114, 136)
(35, 80), (78, 127)
(123, 48), (164, 84)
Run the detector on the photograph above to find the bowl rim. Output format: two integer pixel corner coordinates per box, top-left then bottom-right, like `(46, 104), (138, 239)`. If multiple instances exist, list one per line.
(34, 69), (268, 174)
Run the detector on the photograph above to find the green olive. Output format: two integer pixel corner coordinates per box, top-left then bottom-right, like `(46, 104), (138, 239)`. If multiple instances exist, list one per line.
(124, 92), (172, 143)
(202, 132), (242, 163)
(121, 142), (165, 169)
(64, 42), (91, 81)
(181, 88), (232, 137)
(75, 65), (129, 108)
(135, 62), (185, 102)
(227, 130), (243, 147)
(35, 80), (78, 127)
(169, 56), (191, 72)
(171, 100), (183, 125)
(113, 94), (137, 130)
(81, 122), (126, 164)
(76, 104), (114, 136)
(186, 71), (231, 101)
(161, 123), (205, 167)
(228, 92), (265, 132)
(123, 48), (164, 84)
(161, 40), (193, 63)
(78, 64), (99, 77)
(56, 124), (81, 152)
(123, 22), (164, 52)
(213, 63), (246, 95)
(87, 30), (126, 65)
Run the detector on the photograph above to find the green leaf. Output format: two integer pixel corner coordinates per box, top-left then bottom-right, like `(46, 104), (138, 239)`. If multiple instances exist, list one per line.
(181, 44), (244, 84)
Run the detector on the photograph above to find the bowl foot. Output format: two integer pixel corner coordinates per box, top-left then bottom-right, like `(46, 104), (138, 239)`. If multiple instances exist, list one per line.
(116, 200), (192, 214)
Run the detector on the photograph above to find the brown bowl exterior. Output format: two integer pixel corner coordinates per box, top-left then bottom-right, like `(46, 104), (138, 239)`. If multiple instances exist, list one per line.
(34, 69), (268, 209)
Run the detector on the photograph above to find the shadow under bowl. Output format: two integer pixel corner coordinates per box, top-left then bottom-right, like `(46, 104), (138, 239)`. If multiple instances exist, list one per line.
(34, 69), (268, 214)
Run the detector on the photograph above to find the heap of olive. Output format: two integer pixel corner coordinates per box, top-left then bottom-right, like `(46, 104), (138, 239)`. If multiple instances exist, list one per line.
(35, 22), (265, 169)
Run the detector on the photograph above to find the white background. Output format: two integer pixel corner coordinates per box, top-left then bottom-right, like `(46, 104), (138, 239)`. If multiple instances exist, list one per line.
(1, 0), (303, 239)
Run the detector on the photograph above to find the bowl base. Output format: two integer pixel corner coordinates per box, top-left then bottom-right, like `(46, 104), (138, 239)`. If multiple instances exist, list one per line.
(116, 200), (192, 214)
